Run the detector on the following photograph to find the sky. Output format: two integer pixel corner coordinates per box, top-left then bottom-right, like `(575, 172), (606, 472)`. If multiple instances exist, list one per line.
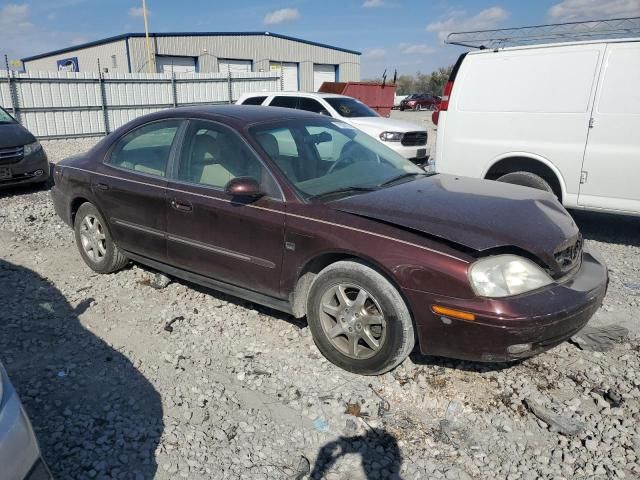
(1, 0), (639, 76)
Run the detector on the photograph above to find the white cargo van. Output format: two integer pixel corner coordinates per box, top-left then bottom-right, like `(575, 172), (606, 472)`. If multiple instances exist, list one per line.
(434, 38), (640, 216)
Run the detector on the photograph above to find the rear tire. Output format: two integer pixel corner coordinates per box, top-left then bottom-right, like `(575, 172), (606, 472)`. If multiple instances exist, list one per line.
(496, 171), (554, 194)
(306, 261), (415, 375)
(74, 202), (128, 274)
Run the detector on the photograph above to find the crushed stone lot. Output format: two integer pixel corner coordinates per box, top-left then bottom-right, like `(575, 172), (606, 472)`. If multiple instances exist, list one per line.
(0, 136), (639, 480)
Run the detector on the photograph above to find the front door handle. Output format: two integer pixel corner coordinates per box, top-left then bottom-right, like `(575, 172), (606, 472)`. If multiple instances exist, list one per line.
(94, 182), (110, 191)
(171, 199), (193, 212)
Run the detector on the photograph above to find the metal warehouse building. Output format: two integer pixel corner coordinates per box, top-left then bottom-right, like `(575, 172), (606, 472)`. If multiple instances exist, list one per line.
(21, 32), (361, 92)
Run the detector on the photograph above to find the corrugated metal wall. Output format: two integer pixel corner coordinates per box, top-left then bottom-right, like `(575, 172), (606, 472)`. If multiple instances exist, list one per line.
(0, 70), (279, 139)
(23, 40), (129, 74)
(123, 35), (359, 91)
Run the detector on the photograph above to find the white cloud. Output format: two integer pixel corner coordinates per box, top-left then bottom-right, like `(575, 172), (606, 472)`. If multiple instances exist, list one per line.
(548, 0), (640, 22)
(0, 3), (92, 65)
(426, 6), (509, 42)
(263, 8), (300, 25)
(363, 0), (385, 7)
(0, 4), (34, 34)
(363, 48), (387, 59)
(129, 6), (149, 18)
(399, 43), (436, 55)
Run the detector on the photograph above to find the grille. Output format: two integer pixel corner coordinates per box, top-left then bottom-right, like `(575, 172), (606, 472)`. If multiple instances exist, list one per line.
(0, 146), (24, 165)
(554, 235), (583, 274)
(401, 132), (427, 147)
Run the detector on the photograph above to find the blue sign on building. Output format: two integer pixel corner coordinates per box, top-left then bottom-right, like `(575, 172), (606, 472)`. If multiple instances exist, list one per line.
(57, 57), (79, 72)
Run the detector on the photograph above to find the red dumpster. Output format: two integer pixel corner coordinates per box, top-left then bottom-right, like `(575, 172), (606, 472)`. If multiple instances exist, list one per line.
(318, 82), (396, 117)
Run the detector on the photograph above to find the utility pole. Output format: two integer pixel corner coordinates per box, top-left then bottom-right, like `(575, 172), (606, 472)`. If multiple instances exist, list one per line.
(142, 0), (153, 73)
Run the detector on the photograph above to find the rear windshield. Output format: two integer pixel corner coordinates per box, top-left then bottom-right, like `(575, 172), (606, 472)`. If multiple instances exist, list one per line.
(325, 98), (378, 118)
(0, 107), (16, 124)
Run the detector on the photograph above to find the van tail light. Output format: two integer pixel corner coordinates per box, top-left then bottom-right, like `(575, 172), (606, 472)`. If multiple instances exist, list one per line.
(433, 80), (454, 126)
(439, 80), (453, 112)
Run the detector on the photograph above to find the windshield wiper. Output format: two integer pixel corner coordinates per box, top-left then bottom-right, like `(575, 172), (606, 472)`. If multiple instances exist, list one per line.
(309, 186), (378, 201)
(378, 172), (426, 187)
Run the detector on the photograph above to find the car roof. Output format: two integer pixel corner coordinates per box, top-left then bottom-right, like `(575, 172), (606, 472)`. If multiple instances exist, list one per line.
(142, 104), (328, 124)
(467, 37), (640, 56)
(241, 91), (349, 99)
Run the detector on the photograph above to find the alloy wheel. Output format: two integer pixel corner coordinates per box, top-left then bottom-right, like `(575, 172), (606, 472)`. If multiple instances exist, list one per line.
(79, 214), (107, 263)
(319, 283), (387, 359)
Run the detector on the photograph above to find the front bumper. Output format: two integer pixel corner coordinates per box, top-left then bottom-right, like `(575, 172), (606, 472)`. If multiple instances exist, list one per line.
(406, 249), (608, 362)
(0, 365), (52, 480)
(385, 143), (431, 163)
(0, 149), (49, 188)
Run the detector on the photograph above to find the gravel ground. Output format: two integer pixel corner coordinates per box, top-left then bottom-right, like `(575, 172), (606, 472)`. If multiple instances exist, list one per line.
(0, 137), (638, 480)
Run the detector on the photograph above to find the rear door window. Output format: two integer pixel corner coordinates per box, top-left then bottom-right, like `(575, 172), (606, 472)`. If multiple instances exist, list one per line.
(298, 97), (330, 115)
(240, 96), (267, 106)
(108, 120), (181, 176)
(270, 96), (299, 109)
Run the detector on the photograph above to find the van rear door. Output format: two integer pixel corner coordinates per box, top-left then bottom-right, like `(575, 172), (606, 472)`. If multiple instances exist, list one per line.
(578, 41), (640, 214)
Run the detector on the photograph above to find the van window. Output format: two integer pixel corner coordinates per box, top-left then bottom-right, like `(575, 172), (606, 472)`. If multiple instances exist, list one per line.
(597, 46), (640, 115)
(457, 49), (601, 114)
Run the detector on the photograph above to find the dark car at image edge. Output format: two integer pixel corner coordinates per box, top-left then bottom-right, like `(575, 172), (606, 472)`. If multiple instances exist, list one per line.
(50, 105), (608, 375)
(0, 107), (49, 188)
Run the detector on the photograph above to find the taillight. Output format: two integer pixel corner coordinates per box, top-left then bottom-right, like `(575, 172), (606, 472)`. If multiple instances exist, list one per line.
(439, 80), (454, 112)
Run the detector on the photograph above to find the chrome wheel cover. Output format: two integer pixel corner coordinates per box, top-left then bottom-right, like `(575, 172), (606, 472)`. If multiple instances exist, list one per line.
(319, 283), (387, 360)
(79, 214), (107, 263)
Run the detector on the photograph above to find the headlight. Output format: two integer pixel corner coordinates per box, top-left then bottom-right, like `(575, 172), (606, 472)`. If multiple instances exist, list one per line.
(469, 255), (553, 297)
(23, 141), (42, 156)
(379, 132), (403, 142)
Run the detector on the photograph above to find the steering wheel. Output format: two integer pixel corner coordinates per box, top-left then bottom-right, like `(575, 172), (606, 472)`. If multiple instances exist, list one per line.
(328, 141), (373, 174)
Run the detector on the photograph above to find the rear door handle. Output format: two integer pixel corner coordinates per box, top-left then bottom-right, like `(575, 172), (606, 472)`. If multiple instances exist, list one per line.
(171, 199), (193, 212)
(94, 182), (110, 191)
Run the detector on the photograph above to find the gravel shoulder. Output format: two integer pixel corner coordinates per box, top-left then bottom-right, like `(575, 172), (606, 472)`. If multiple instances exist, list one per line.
(0, 140), (639, 480)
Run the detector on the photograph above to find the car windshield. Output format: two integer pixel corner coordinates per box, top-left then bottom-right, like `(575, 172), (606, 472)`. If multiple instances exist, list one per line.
(249, 118), (424, 200)
(324, 98), (378, 118)
(0, 107), (16, 124)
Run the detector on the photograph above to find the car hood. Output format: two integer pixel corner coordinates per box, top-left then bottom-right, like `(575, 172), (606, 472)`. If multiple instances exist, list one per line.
(0, 123), (35, 148)
(348, 116), (425, 133)
(330, 174), (580, 274)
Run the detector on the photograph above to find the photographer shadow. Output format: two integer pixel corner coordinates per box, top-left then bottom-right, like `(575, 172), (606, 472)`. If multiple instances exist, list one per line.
(0, 258), (163, 479)
(310, 427), (403, 480)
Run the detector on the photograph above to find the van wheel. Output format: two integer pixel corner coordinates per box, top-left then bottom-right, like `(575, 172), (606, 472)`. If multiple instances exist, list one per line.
(74, 202), (129, 274)
(497, 171), (554, 194)
(306, 261), (415, 375)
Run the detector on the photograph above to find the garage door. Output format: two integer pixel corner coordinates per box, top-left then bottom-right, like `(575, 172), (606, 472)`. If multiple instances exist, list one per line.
(156, 56), (196, 73)
(313, 64), (336, 91)
(219, 59), (252, 74)
(270, 62), (299, 91)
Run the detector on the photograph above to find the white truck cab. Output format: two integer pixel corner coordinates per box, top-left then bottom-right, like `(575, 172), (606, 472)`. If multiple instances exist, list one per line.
(236, 92), (430, 165)
(434, 37), (640, 216)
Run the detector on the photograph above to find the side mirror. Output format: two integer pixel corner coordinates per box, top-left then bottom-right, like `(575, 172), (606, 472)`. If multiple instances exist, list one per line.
(224, 177), (264, 199)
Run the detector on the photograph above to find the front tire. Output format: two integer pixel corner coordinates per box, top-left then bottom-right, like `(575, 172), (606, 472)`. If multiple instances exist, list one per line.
(74, 202), (128, 274)
(306, 261), (415, 375)
(496, 171), (554, 194)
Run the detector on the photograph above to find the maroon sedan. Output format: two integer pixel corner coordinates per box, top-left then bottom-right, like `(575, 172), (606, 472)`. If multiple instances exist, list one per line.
(50, 106), (607, 375)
